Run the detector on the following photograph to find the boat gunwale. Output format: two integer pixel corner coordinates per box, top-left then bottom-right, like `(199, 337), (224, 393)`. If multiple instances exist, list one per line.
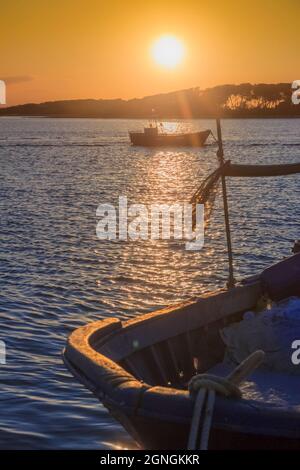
(64, 282), (262, 371)
(64, 282), (261, 389)
(94, 282), (261, 362)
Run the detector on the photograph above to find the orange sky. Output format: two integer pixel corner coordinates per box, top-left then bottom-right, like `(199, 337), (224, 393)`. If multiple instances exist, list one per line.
(1, 0), (298, 105)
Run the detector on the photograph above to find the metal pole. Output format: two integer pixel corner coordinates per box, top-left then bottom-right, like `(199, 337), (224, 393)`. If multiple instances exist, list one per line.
(216, 118), (235, 288)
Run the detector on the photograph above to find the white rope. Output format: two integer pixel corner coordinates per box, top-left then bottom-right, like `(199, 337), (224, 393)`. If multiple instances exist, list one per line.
(187, 389), (206, 450)
(188, 350), (265, 450)
(199, 389), (215, 450)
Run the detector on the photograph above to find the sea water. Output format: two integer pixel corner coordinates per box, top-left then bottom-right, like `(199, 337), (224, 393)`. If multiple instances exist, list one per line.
(0, 117), (300, 448)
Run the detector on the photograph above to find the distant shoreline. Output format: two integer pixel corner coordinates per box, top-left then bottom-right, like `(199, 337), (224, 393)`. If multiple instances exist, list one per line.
(0, 83), (299, 119)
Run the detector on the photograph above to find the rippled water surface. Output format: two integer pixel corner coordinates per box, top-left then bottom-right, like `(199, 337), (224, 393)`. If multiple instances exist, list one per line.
(0, 117), (300, 449)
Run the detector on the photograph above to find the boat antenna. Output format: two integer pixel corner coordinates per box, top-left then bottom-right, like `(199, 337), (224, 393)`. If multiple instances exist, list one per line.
(216, 118), (235, 289)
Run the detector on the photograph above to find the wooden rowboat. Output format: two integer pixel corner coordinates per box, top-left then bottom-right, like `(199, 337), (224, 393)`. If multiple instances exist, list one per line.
(63, 254), (300, 449)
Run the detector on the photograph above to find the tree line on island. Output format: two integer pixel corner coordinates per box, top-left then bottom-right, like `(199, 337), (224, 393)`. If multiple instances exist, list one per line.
(0, 83), (299, 118)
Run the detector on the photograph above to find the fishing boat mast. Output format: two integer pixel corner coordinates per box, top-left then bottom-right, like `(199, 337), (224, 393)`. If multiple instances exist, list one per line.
(216, 118), (235, 288)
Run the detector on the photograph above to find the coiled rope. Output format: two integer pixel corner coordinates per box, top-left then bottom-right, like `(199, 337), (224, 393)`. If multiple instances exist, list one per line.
(188, 350), (265, 450)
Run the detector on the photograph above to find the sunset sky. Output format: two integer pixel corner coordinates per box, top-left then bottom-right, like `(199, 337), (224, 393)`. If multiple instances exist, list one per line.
(1, 0), (298, 105)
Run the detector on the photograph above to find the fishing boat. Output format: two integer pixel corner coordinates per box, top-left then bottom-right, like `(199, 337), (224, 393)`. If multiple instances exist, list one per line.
(129, 123), (211, 147)
(63, 120), (300, 449)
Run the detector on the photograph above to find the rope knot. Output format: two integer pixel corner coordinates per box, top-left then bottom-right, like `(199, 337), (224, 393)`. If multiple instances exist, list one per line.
(188, 373), (241, 399)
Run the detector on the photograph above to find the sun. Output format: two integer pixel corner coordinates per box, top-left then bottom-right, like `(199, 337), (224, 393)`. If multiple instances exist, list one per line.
(151, 35), (185, 68)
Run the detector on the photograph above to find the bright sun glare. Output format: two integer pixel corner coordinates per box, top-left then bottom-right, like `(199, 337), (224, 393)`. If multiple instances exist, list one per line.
(152, 35), (184, 68)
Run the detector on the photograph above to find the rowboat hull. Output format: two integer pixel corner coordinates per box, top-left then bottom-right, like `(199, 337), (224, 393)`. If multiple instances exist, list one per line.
(129, 129), (211, 147)
(63, 254), (300, 449)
